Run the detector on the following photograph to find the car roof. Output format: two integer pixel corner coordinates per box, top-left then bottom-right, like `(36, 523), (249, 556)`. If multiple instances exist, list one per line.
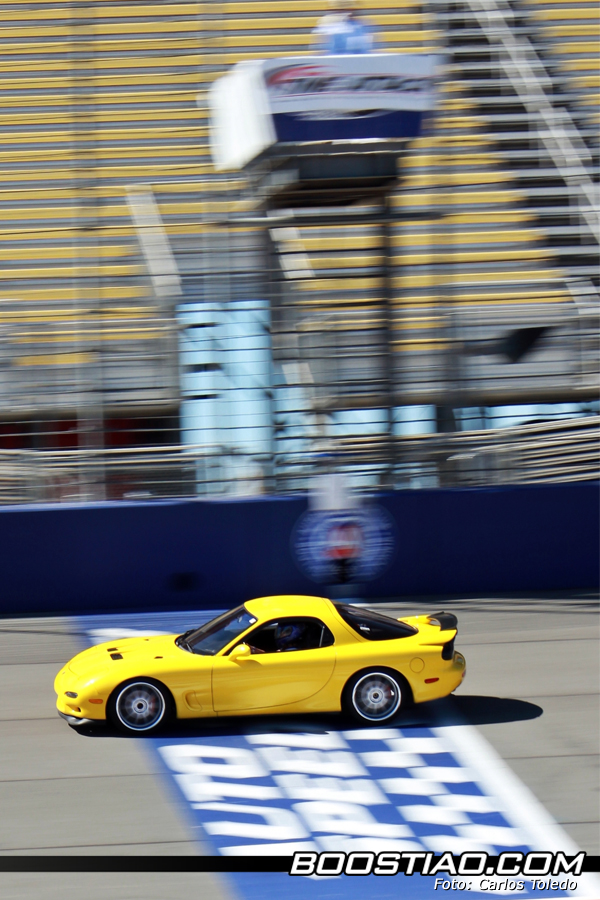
(245, 594), (334, 621)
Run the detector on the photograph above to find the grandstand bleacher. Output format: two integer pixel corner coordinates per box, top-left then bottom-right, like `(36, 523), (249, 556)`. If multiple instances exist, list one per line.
(0, 0), (597, 493)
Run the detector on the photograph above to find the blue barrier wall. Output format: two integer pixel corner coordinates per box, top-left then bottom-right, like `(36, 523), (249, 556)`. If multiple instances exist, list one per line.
(0, 483), (597, 615)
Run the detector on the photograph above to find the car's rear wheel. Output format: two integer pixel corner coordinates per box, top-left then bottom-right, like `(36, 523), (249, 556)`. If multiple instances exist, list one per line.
(108, 679), (172, 736)
(343, 669), (404, 725)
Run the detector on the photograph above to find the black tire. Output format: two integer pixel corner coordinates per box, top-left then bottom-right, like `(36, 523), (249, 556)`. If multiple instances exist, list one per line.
(343, 668), (406, 725)
(107, 678), (173, 736)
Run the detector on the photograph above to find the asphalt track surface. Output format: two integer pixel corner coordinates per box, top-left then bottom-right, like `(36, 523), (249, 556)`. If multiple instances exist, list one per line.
(0, 594), (597, 900)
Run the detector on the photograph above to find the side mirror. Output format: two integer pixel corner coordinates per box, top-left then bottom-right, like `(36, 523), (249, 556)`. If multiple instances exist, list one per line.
(229, 643), (252, 661)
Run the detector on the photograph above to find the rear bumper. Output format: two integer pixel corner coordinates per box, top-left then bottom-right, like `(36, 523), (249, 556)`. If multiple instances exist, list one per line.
(444, 650), (466, 696)
(412, 649), (466, 703)
(454, 651), (466, 684)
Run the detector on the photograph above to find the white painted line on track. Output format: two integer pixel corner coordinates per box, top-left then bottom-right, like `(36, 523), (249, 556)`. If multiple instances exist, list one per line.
(436, 723), (600, 900)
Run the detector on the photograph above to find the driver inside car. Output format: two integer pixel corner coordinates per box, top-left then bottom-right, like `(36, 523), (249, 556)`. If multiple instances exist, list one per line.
(240, 620), (309, 654)
(275, 622), (306, 652)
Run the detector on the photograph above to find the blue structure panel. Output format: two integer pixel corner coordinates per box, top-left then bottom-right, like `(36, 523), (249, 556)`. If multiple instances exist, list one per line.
(273, 110), (423, 142)
(0, 483), (597, 615)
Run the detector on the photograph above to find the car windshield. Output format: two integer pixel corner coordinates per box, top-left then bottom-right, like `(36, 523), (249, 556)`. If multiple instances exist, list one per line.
(177, 606), (257, 656)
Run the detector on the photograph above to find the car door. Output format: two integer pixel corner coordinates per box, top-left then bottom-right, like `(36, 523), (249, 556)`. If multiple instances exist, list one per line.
(211, 617), (336, 713)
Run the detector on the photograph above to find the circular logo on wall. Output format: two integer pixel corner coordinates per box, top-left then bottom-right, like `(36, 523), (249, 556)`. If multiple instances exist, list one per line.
(293, 506), (396, 584)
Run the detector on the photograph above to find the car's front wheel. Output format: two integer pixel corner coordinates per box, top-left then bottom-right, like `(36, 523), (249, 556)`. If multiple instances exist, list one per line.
(108, 679), (172, 736)
(343, 669), (405, 725)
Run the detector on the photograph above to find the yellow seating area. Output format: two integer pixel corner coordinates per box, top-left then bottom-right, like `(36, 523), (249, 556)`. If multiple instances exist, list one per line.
(0, 0), (593, 421)
(522, 0), (600, 122)
(0, 1), (207, 405)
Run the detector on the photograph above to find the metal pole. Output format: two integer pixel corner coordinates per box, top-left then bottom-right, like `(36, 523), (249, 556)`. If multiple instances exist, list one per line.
(381, 191), (397, 487)
(71, 1), (105, 500)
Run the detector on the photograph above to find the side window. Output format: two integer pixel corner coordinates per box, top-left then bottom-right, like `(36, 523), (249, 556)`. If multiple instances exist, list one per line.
(234, 617), (334, 654)
(333, 603), (417, 641)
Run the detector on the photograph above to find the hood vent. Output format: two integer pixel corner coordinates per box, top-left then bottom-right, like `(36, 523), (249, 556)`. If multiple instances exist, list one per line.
(110, 653), (123, 660)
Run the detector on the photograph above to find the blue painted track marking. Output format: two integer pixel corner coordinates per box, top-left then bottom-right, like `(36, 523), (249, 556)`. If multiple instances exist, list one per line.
(70, 611), (596, 900)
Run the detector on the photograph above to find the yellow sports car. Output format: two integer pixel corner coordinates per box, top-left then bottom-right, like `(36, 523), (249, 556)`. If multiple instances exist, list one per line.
(55, 595), (466, 735)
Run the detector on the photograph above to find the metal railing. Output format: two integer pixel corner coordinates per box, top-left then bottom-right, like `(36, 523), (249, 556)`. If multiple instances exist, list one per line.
(0, 417), (596, 505)
(403, 415), (600, 487)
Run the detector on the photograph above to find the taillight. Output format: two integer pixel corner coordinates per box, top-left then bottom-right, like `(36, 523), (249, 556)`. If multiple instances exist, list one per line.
(441, 637), (455, 660)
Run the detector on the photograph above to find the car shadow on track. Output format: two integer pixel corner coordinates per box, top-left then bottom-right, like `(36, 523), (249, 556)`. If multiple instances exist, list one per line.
(70, 693), (542, 740)
(448, 694), (543, 726)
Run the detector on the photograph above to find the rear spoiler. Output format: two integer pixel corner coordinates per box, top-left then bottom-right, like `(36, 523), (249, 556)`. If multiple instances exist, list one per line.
(427, 611), (457, 632)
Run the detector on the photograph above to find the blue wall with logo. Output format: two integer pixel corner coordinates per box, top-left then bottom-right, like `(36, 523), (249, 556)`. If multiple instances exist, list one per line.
(0, 482), (597, 615)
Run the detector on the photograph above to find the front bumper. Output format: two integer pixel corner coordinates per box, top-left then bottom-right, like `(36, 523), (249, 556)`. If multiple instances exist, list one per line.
(55, 666), (107, 722)
(58, 710), (97, 727)
(55, 692), (106, 722)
